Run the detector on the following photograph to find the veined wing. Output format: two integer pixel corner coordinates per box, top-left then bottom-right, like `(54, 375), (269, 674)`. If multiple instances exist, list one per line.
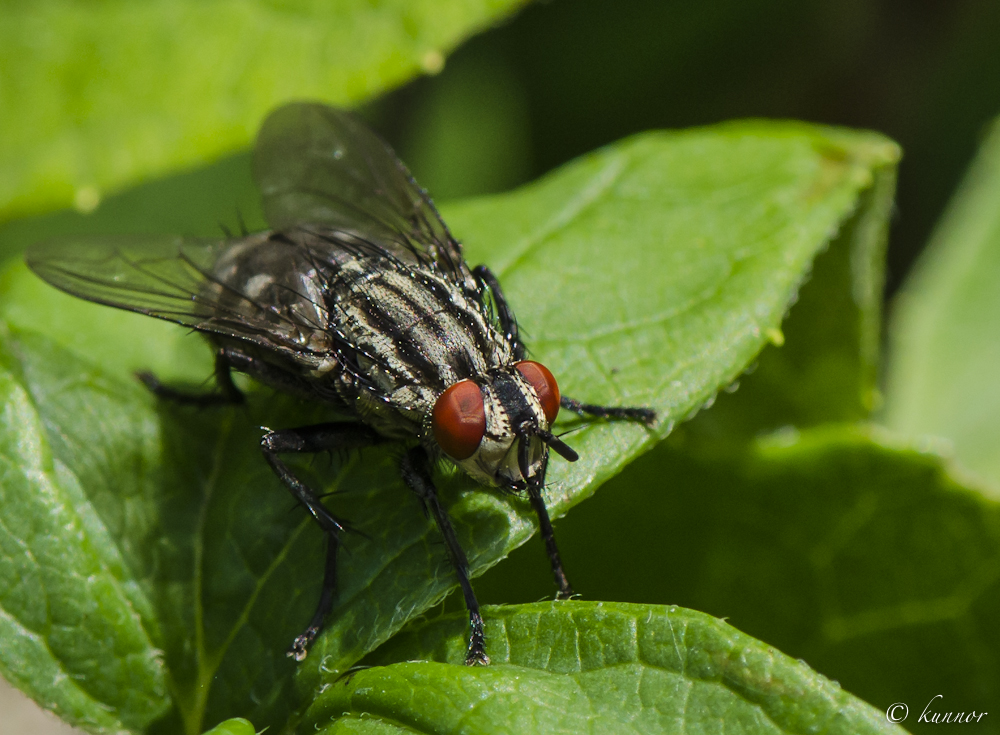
(26, 233), (335, 361)
(253, 103), (476, 291)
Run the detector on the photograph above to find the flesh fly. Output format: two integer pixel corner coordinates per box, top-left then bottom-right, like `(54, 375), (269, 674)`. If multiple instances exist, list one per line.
(27, 103), (655, 665)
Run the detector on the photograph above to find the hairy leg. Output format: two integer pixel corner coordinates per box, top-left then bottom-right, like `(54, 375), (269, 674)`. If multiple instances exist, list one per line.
(400, 447), (489, 666)
(260, 422), (384, 660)
(137, 350), (245, 406)
(560, 395), (656, 424)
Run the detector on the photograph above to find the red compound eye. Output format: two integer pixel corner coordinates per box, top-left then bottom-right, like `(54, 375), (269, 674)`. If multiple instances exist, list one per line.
(515, 361), (560, 424)
(433, 380), (487, 460)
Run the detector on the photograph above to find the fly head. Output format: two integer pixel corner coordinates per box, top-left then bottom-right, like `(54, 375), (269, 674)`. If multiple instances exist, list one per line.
(431, 360), (579, 493)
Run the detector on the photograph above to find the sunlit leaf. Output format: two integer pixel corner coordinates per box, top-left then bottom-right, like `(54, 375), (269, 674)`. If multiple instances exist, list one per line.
(307, 602), (902, 735)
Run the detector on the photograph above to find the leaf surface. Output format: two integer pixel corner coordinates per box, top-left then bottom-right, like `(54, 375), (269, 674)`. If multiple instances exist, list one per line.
(304, 602), (902, 735)
(687, 156), (895, 439)
(885, 114), (1000, 492)
(0, 338), (168, 734)
(0, 0), (528, 221)
(476, 424), (1000, 734)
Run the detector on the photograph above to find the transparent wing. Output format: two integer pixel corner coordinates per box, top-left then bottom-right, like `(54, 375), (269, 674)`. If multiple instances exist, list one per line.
(26, 233), (333, 358)
(253, 102), (475, 289)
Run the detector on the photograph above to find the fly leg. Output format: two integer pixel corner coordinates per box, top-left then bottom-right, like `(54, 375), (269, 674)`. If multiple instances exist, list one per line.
(260, 422), (385, 660)
(137, 350), (244, 406)
(475, 262), (655, 426)
(474, 267), (656, 420)
(526, 479), (574, 599)
(139, 345), (316, 406)
(532, 399), (653, 597)
(478, 265), (655, 615)
(401, 447), (489, 666)
(560, 396), (656, 425)
(473, 265), (524, 360)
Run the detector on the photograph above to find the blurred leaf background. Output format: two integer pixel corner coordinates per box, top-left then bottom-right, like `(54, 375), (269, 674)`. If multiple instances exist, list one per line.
(6, 0), (1000, 285)
(3, 0), (1000, 733)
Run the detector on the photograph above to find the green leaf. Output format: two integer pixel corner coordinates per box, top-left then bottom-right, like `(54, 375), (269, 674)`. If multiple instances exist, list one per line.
(201, 719), (255, 735)
(476, 424), (1000, 733)
(884, 114), (1000, 492)
(0, 336), (169, 734)
(686, 155), (895, 440)
(303, 601), (900, 734)
(0, 0), (528, 221)
(0, 122), (896, 732)
(1, 329), (329, 734)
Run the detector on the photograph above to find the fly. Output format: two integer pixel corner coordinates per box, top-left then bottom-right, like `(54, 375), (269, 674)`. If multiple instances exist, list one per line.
(26, 103), (655, 666)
